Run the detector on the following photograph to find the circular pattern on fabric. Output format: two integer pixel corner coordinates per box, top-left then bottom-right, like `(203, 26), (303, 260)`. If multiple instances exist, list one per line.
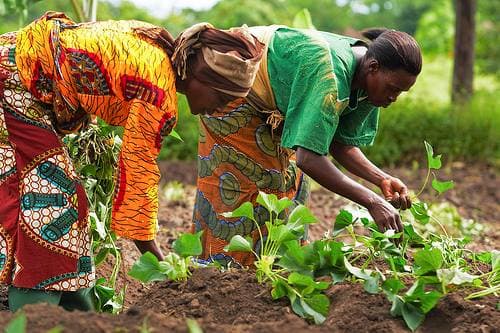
(219, 172), (241, 206)
(255, 124), (277, 157)
(0, 146), (15, 180)
(20, 154), (81, 255)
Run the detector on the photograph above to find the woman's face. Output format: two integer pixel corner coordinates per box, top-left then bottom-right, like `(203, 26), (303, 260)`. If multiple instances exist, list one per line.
(183, 78), (236, 115)
(364, 61), (417, 108)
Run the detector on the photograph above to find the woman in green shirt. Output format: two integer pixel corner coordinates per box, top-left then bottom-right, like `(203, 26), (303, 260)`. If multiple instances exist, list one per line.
(193, 27), (421, 266)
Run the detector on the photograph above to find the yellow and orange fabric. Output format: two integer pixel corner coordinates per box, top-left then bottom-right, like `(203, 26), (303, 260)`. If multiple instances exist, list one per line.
(15, 12), (178, 240)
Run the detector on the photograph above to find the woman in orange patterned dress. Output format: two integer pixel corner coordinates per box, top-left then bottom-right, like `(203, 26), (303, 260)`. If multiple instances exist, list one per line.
(0, 12), (263, 310)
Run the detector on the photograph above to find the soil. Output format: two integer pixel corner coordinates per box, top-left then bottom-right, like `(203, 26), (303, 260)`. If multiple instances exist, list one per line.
(0, 161), (498, 332)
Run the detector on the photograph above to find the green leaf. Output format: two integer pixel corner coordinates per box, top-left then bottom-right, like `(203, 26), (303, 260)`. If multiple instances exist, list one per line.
(300, 294), (330, 324)
(403, 224), (425, 245)
(424, 141), (442, 170)
(224, 235), (253, 252)
(271, 279), (289, 299)
(431, 175), (454, 195)
(292, 8), (316, 29)
(256, 191), (279, 213)
(161, 253), (190, 281)
(414, 248), (443, 275)
(344, 257), (379, 294)
(289, 293), (306, 318)
(172, 231), (203, 257)
(363, 274), (381, 294)
(94, 247), (110, 266)
(277, 241), (310, 274)
(344, 257), (373, 280)
(492, 250), (500, 269)
(382, 278), (406, 301)
(437, 268), (478, 286)
(103, 287), (125, 314)
(93, 280), (115, 312)
(288, 272), (329, 291)
(405, 280), (443, 313)
(186, 318), (203, 333)
(402, 302), (425, 332)
(268, 224), (296, 244)
(221, 202), (254, 220)
(5, 312), (27, 333)
(80, 164), (97, 177)
(128, 252), (167, 283)
(410, 202), (430, 225)
(331, 272), (347, 284)
(492, 250), (500, 283)
(46, 326), (64, 333)
(276, 197), (294, 215)
(474, 252), (491, 264)
(168, 129), (183, 142)
(333, 209), (354, 232)
(287, 205), (317, 226)
(390, 296), (404, 317)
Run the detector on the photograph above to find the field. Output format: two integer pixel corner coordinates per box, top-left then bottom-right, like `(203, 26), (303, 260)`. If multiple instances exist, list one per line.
(0, 161), (498, 333)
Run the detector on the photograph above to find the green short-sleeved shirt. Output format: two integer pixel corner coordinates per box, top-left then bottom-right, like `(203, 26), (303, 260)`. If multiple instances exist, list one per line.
(267, 27), (380, 155)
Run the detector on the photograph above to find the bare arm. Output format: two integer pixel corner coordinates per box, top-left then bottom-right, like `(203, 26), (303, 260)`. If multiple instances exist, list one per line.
(134, 240), (164, 261)
(330, 141), (411, 209)
(295, 147), (403, 233)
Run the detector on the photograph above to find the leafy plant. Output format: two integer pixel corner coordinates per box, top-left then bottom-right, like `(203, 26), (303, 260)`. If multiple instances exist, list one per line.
(466, 250), (500, 300)
(64, 119), (123, 312)
(128, 232), (203, 283)
(223, 192), (327, 323)
(5, 312), (26, 333)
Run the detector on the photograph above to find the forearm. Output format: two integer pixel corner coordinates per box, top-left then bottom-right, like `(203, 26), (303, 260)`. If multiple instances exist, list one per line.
(134, 239), (164, 261)
(330, 141), (389, 186)
(296, 147), (380, 209)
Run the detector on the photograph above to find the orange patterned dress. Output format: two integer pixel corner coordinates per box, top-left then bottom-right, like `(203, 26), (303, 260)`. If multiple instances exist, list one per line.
(15, 12), (178, 241)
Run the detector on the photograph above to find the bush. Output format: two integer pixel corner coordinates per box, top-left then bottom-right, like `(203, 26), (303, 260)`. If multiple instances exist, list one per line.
(364, 91), (500, 166)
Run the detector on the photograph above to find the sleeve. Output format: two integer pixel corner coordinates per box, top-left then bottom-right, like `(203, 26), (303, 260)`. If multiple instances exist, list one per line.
(111, 78), (178, 241)
(273, 33), (348, 156)
(334, 104), (380, 146)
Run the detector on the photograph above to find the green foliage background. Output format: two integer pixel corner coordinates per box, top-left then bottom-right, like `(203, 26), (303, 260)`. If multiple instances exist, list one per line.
(1, 0), (498, 165)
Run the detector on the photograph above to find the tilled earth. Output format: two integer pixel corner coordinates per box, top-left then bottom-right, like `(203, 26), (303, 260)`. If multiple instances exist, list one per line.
(0, 161), (498, 332)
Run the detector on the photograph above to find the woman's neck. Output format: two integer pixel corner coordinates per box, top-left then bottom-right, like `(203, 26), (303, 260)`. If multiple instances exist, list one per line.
(351, 46), (367, 91)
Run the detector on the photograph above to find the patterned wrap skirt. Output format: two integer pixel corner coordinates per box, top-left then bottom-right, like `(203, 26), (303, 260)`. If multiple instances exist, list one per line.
(193, 98), (310, 267)
(0, 32), (94, 291)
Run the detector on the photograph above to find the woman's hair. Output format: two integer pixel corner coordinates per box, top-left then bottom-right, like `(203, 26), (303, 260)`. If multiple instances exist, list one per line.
(361, 28), (422, 76)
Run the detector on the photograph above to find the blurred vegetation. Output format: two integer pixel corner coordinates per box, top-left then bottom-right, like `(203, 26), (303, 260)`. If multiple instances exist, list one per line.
(0, 0), (498, 165)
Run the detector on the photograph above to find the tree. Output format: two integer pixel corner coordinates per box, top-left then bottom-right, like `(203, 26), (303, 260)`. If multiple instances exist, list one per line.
(451, 0), (476, 103)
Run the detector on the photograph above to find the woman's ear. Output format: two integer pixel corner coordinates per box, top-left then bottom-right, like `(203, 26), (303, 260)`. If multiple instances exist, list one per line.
(367, 59), (380, 73)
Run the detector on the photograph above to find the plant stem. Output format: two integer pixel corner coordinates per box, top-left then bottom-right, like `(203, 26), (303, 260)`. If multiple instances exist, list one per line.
(465, 284), (500, 300)
(430, 215), (449, 237)
(414, 166), (431, 198)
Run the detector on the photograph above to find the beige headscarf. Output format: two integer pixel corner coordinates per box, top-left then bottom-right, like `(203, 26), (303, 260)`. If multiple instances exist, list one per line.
(171, 23), (264, 97)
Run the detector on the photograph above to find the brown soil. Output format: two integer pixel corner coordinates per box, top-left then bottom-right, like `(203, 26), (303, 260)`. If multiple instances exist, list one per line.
(0, 161), (498, 332)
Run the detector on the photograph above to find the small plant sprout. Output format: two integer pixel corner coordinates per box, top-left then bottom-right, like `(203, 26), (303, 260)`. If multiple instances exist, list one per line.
(163, 181), (186, 203)
(128, 231), (204, 283)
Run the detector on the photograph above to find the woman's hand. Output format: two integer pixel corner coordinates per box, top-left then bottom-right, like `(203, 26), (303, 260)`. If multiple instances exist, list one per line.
(380, 177), (412, 210)
(367, 197), (404, 233)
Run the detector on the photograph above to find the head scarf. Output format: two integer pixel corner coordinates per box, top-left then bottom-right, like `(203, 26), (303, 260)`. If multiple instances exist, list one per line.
(171, 23), (264, 97)
(134, 23), (263, 98)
